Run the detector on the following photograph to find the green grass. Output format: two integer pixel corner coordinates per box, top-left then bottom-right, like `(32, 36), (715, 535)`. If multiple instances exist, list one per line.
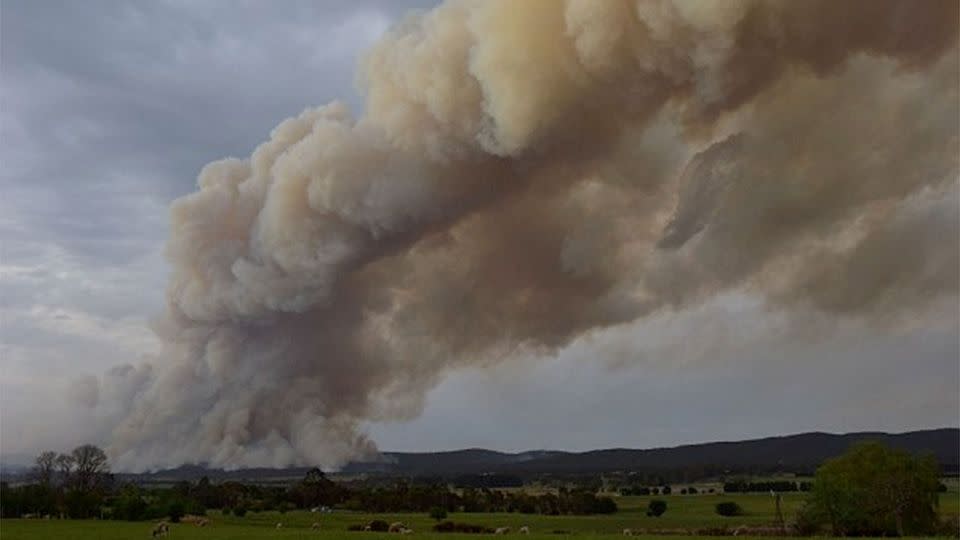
(2, 492), (957, 539)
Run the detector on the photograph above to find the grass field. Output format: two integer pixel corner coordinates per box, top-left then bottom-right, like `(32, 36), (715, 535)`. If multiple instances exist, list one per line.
(2, 492), (958, 539)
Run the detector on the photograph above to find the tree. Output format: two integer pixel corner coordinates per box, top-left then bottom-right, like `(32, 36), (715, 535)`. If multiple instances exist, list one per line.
(646, 499), (667, 517)
(32, 451), (58, 487)
(70, 444), (110, 493)
(715, 501), (744, 516)
(55, 453), (75, 486)
(801, 441), (940, 536)
(429, 506), (448, 521)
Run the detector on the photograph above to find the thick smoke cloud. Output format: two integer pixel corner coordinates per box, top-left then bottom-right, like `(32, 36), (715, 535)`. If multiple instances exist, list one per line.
(91, 0), (957, 470)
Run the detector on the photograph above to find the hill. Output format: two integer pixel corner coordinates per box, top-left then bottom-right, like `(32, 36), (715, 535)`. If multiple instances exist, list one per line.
(24, 427), (944, 485)
(340, 428), (959, 477)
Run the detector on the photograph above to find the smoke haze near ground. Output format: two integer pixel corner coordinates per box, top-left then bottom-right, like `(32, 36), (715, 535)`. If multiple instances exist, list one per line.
(72, 0), (958, 471)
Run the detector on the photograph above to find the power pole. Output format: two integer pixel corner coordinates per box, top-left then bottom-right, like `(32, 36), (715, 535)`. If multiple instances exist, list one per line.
(771, 490), (785, 531)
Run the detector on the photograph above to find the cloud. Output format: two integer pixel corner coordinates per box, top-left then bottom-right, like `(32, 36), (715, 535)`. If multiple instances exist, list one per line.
(0, 0), (432, 460)
(1, 0), (956, 470)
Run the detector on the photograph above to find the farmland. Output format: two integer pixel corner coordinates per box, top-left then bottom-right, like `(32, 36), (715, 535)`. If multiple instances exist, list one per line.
(3, 491), (958, 539)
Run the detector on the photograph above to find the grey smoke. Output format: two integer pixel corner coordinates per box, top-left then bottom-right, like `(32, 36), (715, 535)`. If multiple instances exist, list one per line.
(79, 0), (957, 471)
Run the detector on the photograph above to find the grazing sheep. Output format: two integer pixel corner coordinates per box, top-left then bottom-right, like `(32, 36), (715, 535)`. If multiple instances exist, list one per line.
(494, 527), (511, 535)
(519, 525), (529, 534)
(622, 529), (633, 536)
(275, 522), (283, 529)
(151, 521), (169, 537)
(197, 518), (209, 527)
(311, 522), (321, 530)
(400, 528), (414, 534)
(388, 522), (407, 533)
(733, 525), (785, 536)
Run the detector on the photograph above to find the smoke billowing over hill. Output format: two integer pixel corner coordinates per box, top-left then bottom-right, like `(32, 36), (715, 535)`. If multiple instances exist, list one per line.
(78, 0), (957, 471)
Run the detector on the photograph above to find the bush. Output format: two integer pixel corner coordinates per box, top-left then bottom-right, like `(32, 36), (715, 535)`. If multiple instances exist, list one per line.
(221, 507), (231, 516)
(432, 521), (492, 533)
(715, 501), (744, 517)
(430, 506), (448, 521)
(804, 442), (940, 536)
(793, 503), (823, 536)
(367, 520), (390, 532)
(166, 501), (184, 523)
(661, 486), (672, 495)
(646, 499), (667, 517)
(232, 505), (247, 518)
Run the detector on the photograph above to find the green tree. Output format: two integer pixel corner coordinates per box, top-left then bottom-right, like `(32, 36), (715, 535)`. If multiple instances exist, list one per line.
(646, 499), (667, 517)
(429, 506), (448, 521)
(802, 441), (940, 536)
(715, 501), (743, 517)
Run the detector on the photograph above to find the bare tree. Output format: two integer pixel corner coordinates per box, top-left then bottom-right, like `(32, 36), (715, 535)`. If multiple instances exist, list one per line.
(31, 451), (57, 487)
(55, 453), (75, 488)
(70, 445), (109, 492)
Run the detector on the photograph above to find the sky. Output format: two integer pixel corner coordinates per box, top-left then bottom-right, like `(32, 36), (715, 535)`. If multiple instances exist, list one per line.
(1, 0), (957, 467)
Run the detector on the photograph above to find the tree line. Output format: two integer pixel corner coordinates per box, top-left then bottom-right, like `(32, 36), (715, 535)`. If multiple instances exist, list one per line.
(1, 447), (616, 520)
(1, 445), (110, 519)
(722, 480), (813, 493)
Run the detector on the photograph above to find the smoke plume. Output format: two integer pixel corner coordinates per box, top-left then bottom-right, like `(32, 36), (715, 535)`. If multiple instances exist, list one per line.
(95, 0), (957, 470)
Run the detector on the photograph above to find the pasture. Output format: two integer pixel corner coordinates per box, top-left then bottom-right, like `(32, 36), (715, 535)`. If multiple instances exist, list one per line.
(2, 492), (958, 539)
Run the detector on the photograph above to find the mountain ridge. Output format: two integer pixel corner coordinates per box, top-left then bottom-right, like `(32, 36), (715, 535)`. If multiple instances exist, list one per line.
(81, 427), (958, 481)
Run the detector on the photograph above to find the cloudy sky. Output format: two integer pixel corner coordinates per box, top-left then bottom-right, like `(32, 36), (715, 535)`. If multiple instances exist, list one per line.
(1, 0), (957, 465)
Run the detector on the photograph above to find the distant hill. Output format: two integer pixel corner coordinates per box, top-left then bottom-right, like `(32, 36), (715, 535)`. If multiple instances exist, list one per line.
(340, 428), (959, 477)
(33, 427), (951, 484)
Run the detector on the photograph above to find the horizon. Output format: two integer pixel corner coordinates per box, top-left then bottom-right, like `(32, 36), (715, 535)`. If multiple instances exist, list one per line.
(3, 426), (957, 471)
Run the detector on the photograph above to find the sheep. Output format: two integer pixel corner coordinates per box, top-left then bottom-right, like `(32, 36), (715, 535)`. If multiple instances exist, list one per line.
(151, 521), (169, 537)
(733, 525), (785, 536)
(197, 518), (209, 527)
(519, 525), (530, 534)
(623, 529), (634, 536)
(275, 522), (283, 529)
(388, 522), (407, 533)
(400, 528), (414, 534)
(494, 526), (511, 535)
(311, 522), (321, 530)
(363, 525), (372, 531)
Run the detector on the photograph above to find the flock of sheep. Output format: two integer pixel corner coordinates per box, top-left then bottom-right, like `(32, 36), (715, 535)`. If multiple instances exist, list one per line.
(149, 519), (789, 536)
(149, 518), (533, 536)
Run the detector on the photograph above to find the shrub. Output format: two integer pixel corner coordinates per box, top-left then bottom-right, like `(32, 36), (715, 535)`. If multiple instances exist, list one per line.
(432, 521), (492, 533)
(232, 505), (247, 518)
(221, 507), (231, 516)
(646, 499), (667, 517)
(367, 520), (390, 532)
(804, 442), (940, 536)
(166, 501), (184, 523)
(430, 506), (448, 521)
(715, 501), (744, 517)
